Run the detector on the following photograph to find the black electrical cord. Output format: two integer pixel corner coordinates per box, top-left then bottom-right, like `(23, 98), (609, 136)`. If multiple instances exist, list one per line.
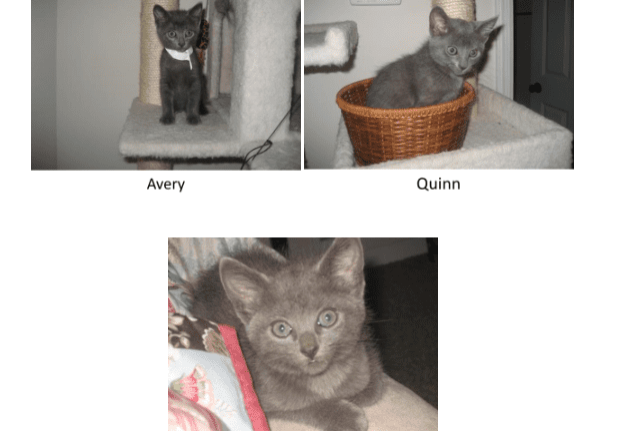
(240, 95), (301, 170)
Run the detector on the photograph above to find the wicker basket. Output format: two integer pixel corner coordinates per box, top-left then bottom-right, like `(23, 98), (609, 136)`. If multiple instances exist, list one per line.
(336, 78), (475, 166)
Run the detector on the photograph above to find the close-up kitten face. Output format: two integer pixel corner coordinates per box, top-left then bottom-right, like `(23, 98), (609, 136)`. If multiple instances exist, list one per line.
(248, 305), (361, 376)
(219, 239), (367, 377)
(245, 282), (365, 376)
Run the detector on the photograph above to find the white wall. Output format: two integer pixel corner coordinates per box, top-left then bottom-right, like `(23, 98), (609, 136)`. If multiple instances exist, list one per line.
(304, 0), (499, 169)
(55, 0), (140, 169)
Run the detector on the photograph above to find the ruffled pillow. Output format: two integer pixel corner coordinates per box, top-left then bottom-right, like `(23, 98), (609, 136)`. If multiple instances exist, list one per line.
(168, 291), (269, 431)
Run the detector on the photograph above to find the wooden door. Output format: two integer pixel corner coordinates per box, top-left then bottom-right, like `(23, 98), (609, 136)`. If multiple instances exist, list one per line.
(529, 0), (574, 132)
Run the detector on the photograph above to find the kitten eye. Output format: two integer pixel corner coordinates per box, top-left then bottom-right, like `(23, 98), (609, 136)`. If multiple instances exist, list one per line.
(447, 46), (457, 55)
(469, 49), (478, 58)
(272, 321), (292, 338)
(317, 309), (337, 328)
(167, 31), (176, 38)
(185, 31), (194, 38)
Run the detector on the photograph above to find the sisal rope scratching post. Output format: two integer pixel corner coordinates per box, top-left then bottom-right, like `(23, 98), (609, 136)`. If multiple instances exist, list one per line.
(431, 0), (478, 117)
(140, 0), (179, 106)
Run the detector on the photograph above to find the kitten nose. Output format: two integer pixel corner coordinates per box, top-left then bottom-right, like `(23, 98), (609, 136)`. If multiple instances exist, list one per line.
(299, 333), (319, 360)
(459, 59), (468, 70)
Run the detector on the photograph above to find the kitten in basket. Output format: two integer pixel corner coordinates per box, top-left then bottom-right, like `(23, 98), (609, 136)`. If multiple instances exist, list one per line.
(187, 239), (384, 431)
(366, 6), (498, 109)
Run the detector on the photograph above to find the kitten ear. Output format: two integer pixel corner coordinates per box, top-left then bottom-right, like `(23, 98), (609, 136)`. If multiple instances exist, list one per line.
(475, 16), (499, 38)
(429, 7), (451, 37)
(188, 3), (203, 19)
(219, 257), (269, 325)
(153, 5), (169, 23)
(317, 238), (365, 297)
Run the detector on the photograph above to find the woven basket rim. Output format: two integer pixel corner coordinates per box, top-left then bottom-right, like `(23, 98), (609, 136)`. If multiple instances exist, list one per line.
(336, 78), (475, 118)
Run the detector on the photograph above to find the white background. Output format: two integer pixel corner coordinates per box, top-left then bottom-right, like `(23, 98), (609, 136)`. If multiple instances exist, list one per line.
(16, 1), (617, 430)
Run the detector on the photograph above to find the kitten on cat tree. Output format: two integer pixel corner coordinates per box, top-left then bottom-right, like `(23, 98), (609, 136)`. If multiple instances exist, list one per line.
(153, 3), (208, 125)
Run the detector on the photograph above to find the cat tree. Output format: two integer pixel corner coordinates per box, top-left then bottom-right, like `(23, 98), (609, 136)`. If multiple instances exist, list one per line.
(119, 0), (301, 170)
(304, 21), (358, 67)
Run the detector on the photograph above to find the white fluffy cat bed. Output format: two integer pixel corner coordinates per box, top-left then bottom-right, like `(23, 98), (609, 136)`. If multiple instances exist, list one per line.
(119, 0), (301, 170)
(334, 84), (573, 169)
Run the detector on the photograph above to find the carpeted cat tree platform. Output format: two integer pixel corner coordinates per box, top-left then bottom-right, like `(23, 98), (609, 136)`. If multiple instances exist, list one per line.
(119, 0), (301, 170)
(304, 21), (358, 67)
(334, 84), (573, 169)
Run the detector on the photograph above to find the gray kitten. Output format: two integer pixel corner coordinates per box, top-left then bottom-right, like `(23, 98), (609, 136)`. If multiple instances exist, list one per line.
(153, 3), (207, 125)
(188, 239), (384, 431)
(366, 6), (498, 109)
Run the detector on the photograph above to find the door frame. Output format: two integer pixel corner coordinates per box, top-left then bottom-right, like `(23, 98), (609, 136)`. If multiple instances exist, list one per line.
(494, 0), (513, 99)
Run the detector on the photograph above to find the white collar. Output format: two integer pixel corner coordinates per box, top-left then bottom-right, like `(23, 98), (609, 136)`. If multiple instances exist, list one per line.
(165, 47), (193, 70)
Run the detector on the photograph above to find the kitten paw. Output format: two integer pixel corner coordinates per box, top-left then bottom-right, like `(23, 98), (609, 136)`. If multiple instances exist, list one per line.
(186, 114), (201, 125)
(160, 114), (175, 125)
(326, 401), (368, 431)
